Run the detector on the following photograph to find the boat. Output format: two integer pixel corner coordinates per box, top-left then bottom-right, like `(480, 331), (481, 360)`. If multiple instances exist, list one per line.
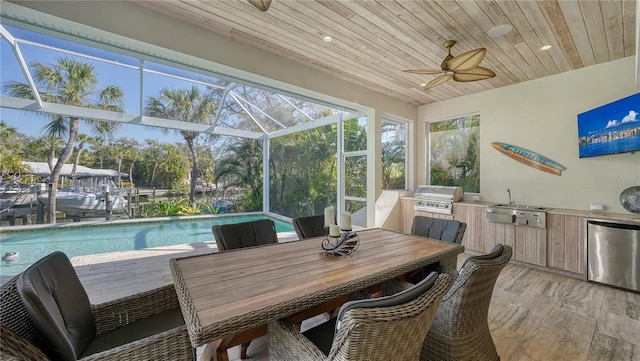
(0, 182), (44, 208)
(37, 180), (128, 216)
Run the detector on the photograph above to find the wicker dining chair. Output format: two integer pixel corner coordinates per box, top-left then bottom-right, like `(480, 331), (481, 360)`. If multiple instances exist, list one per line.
(383, 244), (512, 361)
(412, 215), (467, 244)
(292, 214), (326, 239)
(0, 251), (196, 361)
(409, 215), (467, 280)
(268, 272), (453, 361)
(212, 218), (278, 251)
(211, 218), (279, 359)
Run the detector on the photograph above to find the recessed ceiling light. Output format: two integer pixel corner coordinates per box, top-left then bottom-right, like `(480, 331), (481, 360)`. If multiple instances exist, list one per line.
(540, 45), (552, 51)
(420, 83), (427, 88)
(322, 36), (332, 42)
(487, 24), (513, 38)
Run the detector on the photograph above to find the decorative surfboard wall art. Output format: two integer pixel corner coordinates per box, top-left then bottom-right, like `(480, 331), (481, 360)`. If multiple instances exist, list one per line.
(491, 142), (566, 176)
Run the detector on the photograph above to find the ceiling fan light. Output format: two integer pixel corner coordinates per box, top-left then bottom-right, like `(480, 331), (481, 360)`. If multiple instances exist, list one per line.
(248, 0), (271, 11)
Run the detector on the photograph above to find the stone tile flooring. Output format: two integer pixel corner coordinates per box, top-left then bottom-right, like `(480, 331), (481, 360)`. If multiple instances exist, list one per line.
(75, 249), (640, 361)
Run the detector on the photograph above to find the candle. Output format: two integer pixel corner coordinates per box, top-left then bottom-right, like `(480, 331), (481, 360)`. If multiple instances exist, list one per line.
(324, 206), (335, 227)
(329, 224), (340, 237)
(341, 211), (352, 231)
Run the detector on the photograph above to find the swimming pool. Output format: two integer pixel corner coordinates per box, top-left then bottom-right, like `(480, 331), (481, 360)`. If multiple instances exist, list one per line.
(0, 213), (293, 276)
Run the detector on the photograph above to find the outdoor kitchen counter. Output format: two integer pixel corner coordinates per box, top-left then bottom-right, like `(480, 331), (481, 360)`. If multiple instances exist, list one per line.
(401, 198), (639, 277)
(402, 197), (639, 223)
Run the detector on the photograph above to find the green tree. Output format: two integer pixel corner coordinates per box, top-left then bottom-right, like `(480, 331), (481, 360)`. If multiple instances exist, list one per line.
(108, 138), (138, 187)
(214, 139), (263, 212)
(145, 86), (217, 204)
(3, 58), (124, 222)
(0, 121), (27, 158)
(142, 139), (167, 191)
(70, 133), (89, 181)
(156, 144), (190, 191)
(87, 136), (108, 169)
(269, 124), (337, 217)
(39, 135), (65, 171)
(124, 140), (142, 188)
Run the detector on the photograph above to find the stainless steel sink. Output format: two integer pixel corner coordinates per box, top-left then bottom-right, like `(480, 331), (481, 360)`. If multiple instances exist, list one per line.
(489, 203), (552, 211)
(486, 204), (550, 228)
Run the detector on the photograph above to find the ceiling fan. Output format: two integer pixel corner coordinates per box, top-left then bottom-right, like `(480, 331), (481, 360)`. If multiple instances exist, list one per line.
(404, 40), (496, 90)
(248, 0), (271, 11)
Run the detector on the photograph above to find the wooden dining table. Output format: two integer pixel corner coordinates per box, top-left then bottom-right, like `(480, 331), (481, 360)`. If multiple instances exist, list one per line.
(170, 228), (464, 358)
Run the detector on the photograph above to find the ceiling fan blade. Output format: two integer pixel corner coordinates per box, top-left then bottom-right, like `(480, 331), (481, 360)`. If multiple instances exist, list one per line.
(452, 67), (496, 82)
(424, 74), (453, 90)
(403, 69), (445, 75)
(248, 0), (271, 11)
(447, 48), (487, 72)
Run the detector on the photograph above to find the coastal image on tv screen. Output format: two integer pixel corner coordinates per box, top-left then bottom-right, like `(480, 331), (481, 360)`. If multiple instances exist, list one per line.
(577, 93), (640, 158)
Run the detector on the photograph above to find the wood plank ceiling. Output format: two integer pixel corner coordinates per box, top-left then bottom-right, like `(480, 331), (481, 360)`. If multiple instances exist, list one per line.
(132, 0), (636, 106)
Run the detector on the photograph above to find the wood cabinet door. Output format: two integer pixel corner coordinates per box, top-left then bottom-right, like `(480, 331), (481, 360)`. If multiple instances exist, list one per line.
(453, 204), (484, 252)
(400, 198), (415, 234)
(515, 226), (547, 266)
(547, 214), (583, 274)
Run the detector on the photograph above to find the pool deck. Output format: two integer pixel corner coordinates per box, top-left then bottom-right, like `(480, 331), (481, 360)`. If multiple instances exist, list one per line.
(72, 231), (299, 304)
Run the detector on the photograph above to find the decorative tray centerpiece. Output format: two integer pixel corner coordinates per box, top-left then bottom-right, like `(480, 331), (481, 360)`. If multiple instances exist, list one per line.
(321, 206), (359, 256)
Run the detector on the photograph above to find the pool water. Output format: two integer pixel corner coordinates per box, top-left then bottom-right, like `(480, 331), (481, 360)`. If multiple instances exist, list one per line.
(0, 214), (293, 276)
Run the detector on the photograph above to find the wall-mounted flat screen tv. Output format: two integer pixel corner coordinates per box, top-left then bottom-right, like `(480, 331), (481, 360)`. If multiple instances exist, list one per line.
(577, 93), (639, 158)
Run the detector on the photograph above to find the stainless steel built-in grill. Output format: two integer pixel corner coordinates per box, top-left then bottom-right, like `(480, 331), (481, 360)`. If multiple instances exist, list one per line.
(413, 185), (464, 215)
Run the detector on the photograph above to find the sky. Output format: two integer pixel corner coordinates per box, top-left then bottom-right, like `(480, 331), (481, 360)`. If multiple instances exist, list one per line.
(0, 24), (211, 145)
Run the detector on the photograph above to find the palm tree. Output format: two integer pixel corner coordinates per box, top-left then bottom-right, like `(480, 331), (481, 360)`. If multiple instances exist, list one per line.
(145, 139), (167, 197)
(39, 135), (65, 172)
(145, 86), (217, 204)
(3, 57), (124, 223)
(70, 133), (89, 181)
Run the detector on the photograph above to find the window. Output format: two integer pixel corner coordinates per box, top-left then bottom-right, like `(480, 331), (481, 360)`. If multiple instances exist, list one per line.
(428, 113), (480, 193)
(381, 119), (407, 190)
(342, 117), (367, 227)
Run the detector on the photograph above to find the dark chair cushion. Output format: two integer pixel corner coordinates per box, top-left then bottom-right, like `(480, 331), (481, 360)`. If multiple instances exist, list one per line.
(292, 215), (326, 239)
(212, 219), (278, 251)
(17, 251), (96, 361)
(412, 216), (465, 244)
(336, 271), (438, 321)
(79, 308), (185, 357)
(302, 272), (439, 356)
(460, 243), (504, 270)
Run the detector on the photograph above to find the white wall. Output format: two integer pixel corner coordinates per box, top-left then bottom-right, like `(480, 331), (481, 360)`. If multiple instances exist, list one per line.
(417, 56), (640, 214)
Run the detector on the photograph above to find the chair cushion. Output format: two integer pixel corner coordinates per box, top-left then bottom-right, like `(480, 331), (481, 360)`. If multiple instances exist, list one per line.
(79, 308), (185, 357)
(336, 271), (439, 323)
(292, 215), (326, 239)
(460, 243), (504, 270)
(17, 251), (96, 361)
(212, 219), (278, 250)
(412, 216), (464, 244)
(301, 317), (337, 356)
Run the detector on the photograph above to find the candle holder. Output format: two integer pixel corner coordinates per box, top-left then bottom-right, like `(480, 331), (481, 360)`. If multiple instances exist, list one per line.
(322, 229), (360, 256)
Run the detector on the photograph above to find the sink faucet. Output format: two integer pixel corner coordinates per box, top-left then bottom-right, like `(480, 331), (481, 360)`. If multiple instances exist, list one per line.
(507, 188), (514, 206)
